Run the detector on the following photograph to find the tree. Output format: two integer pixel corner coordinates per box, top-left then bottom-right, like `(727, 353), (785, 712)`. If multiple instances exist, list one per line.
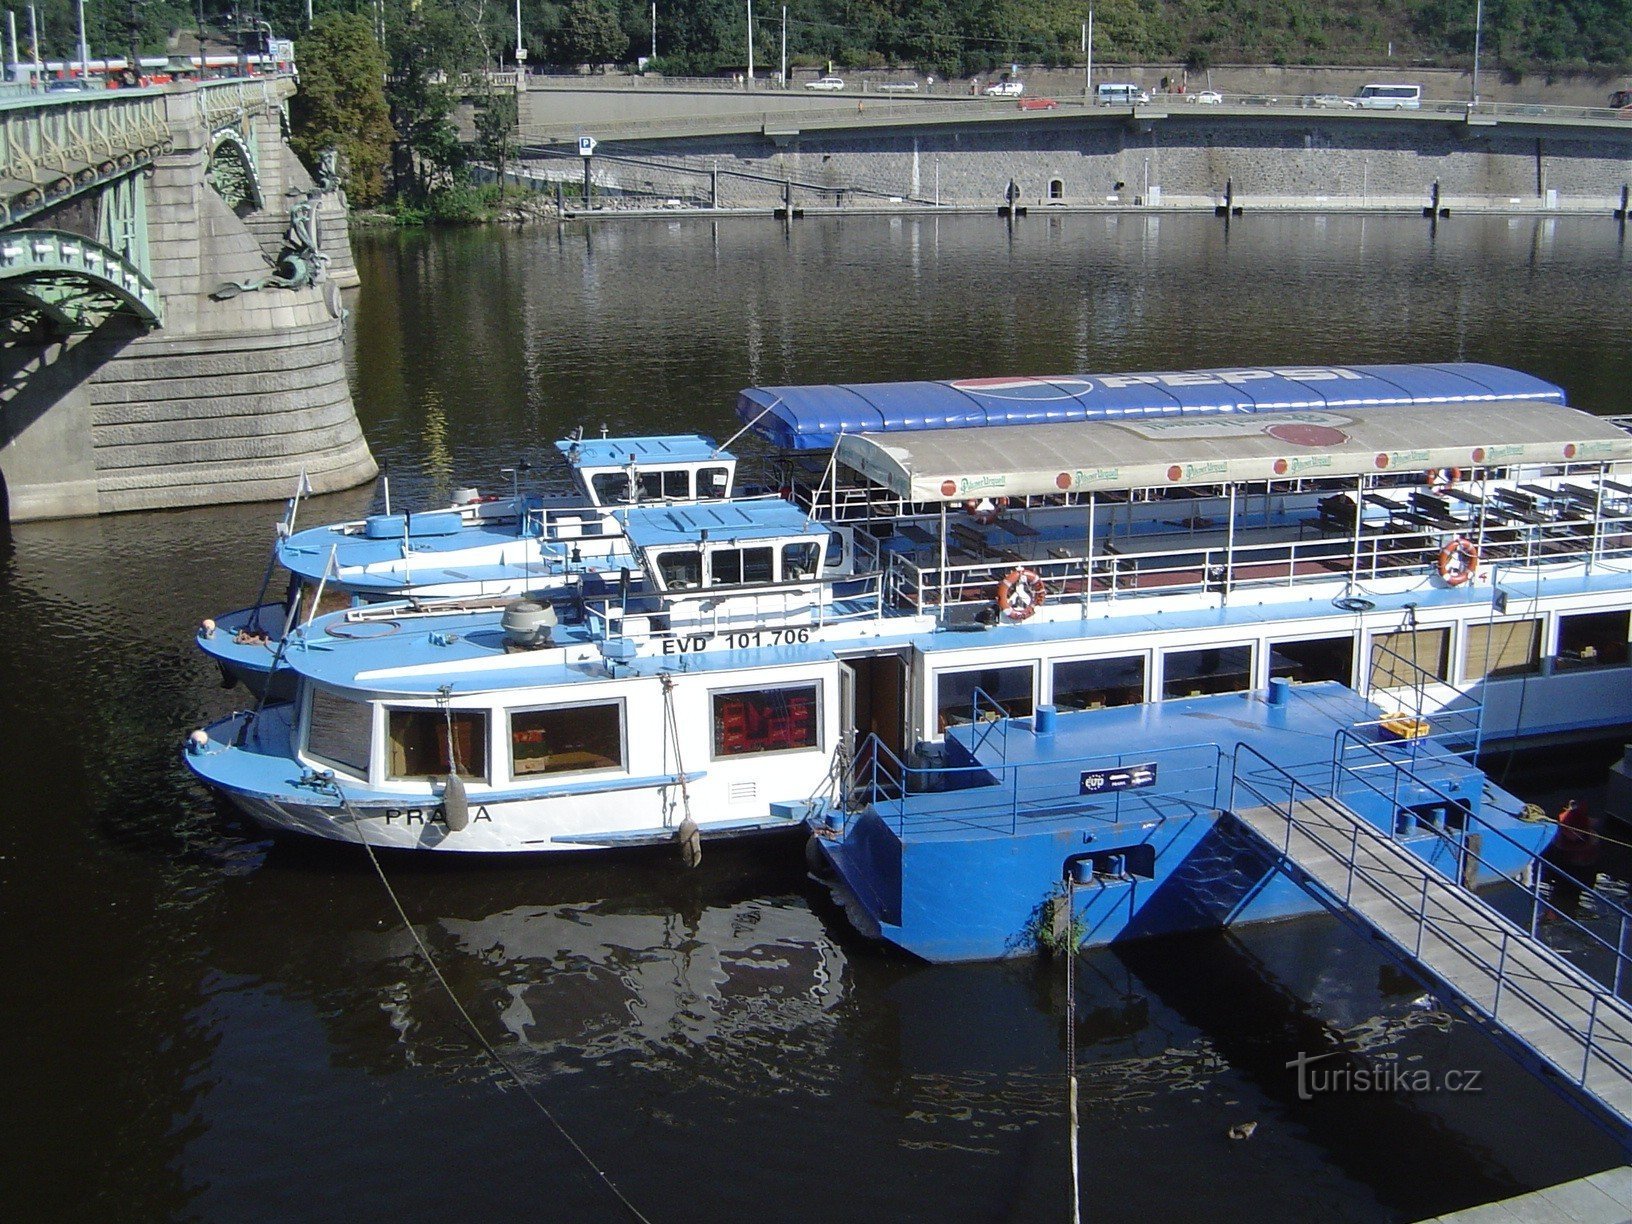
(473, 84), (519, 184)
(385, 0), (476, 202)
(555, 0), (629, 66)
(290, 14), (392, 205)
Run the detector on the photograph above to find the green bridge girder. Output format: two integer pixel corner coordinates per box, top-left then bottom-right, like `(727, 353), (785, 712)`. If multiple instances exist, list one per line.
(0, 91), (171, 227)
(0, 228), (161, 332)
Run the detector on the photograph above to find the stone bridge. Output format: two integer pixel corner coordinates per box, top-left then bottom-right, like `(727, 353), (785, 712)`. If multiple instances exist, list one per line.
(0, 75), (375, 522)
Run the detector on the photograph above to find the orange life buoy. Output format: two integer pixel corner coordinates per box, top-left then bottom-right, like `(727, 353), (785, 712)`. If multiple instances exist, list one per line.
(1438, 536), (1479, 586)
(995, 567), (1046, 620)
(965, 496), (1009, 525)
(1426, 467), (1461, 492)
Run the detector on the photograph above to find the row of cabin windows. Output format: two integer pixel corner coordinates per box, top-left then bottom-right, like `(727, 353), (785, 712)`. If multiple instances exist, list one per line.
(305, 684), (821, 782)
(589, 465), (731, 505)
(657, 540), (823, 590)
(930, 609), (1632, 729)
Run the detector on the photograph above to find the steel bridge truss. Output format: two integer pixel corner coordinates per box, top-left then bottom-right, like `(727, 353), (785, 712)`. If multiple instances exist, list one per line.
(0, 228), (161, 333)
(0, 93), (171, 227)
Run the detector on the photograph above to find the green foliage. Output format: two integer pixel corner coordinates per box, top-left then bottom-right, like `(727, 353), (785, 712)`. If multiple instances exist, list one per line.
(555, 0), (629, 65)
(385, 0), (474, 204)
(473, 85), (519, 181)
(290, 15), (392, 206)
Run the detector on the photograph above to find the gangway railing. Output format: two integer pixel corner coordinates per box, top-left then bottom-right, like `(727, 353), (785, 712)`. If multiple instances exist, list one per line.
(1231, 741), (1632, 1121)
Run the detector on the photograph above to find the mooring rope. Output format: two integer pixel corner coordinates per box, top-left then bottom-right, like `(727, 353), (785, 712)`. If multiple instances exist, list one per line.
(319, 774), (654, 1224)
(1065, 875), (1081, 1224)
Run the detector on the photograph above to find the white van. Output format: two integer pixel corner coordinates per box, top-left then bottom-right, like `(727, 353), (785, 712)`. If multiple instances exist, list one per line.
(1353, 83), (1421, 110)
(1096, 82), (1149, 106)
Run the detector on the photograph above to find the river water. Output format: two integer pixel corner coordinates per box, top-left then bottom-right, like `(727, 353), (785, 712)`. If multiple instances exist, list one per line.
(4, 213), (1632, 1221)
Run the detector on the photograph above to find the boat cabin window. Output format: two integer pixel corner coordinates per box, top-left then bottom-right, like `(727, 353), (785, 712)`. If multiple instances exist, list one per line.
(1162, 646), (1253, 699)
(712, 685), (820, 757)
(590, 467), (693, 504)
(936, 664), (1035, 730)
(657, 549), (703, 589)
(710, 546), (774, 586)
(1052, 656), (1145, 711)
(1464, 619), (1542, 681)
(1557, 610), (1631, 670)
(1269, 637), (1354, 686)
(510, 702), (624, 776)
(1368, 627), (1450, 689)
(305, 687), (373, 776)
(698, 465), (731, 497)
(782, 540), (821, 580)
(824, 531), (845, 569)
(387, 709), (489, 782)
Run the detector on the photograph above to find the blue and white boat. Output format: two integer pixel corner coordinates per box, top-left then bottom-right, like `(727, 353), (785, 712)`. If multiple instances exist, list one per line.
(185, 368), (1632, 957)
(198, 433), (741, 696)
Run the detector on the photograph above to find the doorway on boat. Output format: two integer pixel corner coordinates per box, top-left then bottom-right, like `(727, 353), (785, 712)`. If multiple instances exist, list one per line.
(839, 650), (909, 799)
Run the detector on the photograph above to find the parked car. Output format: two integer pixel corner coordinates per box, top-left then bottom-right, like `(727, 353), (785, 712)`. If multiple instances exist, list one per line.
(804, 76), (844, 91)
(1611, 89), (1632, 109)
(983, 79), (1024, 97)
(1017, 97), (1058, 111)
(1192, 89), (1223, 104)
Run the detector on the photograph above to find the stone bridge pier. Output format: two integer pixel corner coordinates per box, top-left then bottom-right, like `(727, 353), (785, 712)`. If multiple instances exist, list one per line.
(0, 76), (375, 522)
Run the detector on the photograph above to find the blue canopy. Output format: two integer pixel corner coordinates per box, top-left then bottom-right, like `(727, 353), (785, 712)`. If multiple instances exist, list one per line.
(735, 363), (1566, 451)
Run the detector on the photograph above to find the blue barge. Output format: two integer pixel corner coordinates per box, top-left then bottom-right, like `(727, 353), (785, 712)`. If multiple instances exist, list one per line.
(809, 681), (1553, 962)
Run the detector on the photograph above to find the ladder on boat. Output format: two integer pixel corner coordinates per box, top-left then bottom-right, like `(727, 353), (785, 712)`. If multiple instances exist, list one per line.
(1231, 742), (1632, 1133)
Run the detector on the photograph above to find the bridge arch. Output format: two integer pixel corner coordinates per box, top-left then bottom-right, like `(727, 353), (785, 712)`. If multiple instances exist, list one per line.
(0, 230), (161, 333)
(207, 129), (263, 213)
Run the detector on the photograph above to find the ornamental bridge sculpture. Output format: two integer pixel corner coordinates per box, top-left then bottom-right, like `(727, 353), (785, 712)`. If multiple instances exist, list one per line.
(0, 75), (375, 522)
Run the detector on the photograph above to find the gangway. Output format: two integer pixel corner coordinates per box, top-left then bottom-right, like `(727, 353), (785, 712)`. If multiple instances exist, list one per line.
(1231, 739), (1632, 1137)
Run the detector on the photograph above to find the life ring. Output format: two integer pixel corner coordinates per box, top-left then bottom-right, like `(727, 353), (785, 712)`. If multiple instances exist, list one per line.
(1437, 536), (1479, 586)
(965, 496), (1009, 525)
(1426, 467), (1461, 492)
(995, 567), (1046, 621)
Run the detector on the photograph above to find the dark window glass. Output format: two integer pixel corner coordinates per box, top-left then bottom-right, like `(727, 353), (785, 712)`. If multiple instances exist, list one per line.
(1163, 645), (1253, 699)
(1558, 610), (1631, 670)
(1053, 656), (1145, 711)
(712, 549), (742, 585)
(658, 550), (702, 588)
(783, 541), (820, 580)
(936, 664), (1035, 730)
(1269, 637), (1354, 685)
(713, 686), (820, 757)
(511, 704), (623, 776)
(306, 687), (371, 775)
(388, 709), (488, 780)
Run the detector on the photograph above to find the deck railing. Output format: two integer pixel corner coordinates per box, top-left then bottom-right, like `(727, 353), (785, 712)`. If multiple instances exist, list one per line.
(841, 733), (1226, 838)
(876, 477), (1632, 616)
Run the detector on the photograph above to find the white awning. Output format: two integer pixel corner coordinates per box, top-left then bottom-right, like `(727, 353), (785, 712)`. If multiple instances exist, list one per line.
(834, 401), (1632, 501)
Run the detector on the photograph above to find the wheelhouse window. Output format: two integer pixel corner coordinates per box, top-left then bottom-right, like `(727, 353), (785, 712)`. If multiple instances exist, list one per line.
(1557, 610), (1631, 670)
(709, 546), (774, 586)
(305, 687), (372, 776)
(1269, 637), (1354, 686)
(1464, 619), (1542, 681)
(1369, 627), (1450, 689)
(698, 466), (731, 497)
(639, 468), (693, 501)
(936, 664), (1036, 730)
(387, 709), (489, 781)
(713, 685), (820, 757)
(510, 703), (623, 776)
(657, 549), (702, 589)
(1052, 656), (1145, 711)
(782, 540), (821, 580)
(1162, 645), (1253, 699)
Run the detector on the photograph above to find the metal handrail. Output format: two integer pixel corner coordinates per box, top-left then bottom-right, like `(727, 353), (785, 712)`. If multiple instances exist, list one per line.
(1232, 741), (1632, 1098)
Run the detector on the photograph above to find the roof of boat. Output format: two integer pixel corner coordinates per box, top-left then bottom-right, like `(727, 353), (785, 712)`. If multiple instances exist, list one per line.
(736, 363), (1566, 451)
(835, 400), (1632, 500)
(554, 433), (732, 469)
(621, 498), (827, 548)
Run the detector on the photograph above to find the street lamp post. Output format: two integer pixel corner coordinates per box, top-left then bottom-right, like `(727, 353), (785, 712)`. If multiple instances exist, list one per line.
(1471, 0), (1483, 107)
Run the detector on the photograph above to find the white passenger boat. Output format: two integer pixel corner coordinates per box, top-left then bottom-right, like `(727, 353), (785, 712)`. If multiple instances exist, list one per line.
(186, 382), (1632, 857)
(199, 433), (741, 695)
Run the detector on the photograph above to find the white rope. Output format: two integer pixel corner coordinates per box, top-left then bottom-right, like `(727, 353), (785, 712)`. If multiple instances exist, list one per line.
(319, 774), (653, 1224)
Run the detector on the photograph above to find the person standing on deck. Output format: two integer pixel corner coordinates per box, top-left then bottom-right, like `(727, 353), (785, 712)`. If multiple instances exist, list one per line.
(1544, 799), (1601, 918)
